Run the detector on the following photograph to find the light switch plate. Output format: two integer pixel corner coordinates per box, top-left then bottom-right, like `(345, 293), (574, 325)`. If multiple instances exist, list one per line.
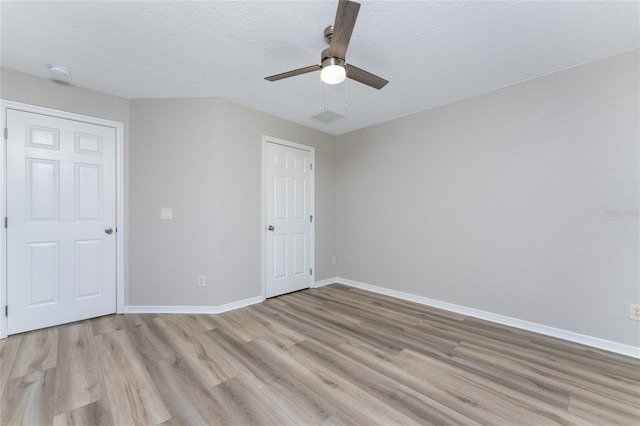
(160, 208), (173, 219)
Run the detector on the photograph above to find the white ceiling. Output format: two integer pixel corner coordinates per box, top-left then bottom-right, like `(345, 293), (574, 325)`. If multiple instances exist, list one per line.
(1, 1), (638, 135)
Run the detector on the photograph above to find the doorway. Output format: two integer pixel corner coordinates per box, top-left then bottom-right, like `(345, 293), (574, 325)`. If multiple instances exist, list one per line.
(1, 101), (125, 337)
(262, 136), (315, 298)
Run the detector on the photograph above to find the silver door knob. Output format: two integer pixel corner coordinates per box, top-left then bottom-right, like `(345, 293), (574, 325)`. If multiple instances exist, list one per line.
(267, 225), (275, 231)
(105, 227), (113, 235)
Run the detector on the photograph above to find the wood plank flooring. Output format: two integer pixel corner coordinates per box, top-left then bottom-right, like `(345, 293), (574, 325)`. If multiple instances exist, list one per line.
(1, 284), (639, 425)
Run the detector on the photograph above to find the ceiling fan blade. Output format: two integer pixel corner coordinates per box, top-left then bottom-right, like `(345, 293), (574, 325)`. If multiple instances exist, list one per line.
(265, 65), (321, 82)
(327, 0), (360, 59)
(346, 64), (389, 90)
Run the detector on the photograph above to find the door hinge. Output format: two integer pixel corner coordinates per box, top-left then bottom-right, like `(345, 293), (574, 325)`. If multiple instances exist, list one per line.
(310, 268), (313, 276)
(4, 217), (6, 228)
(5, 305), (7, 317)
(310, 215), (313, 223)
(310, 163), (313, 171)
(3, 128), (7, 140)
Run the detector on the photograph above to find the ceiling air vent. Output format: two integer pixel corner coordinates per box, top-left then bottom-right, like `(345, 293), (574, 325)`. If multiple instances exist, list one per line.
(311, 109), (345, 124)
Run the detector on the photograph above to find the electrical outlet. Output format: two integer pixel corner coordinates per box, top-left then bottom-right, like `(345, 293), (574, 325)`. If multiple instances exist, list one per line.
(198, 275), (206, 288)
(331, 256), (337, 265)
(631, 304), (640, 321)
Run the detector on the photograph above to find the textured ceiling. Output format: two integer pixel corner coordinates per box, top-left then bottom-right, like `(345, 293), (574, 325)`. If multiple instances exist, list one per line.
(1, 1), (638, 135)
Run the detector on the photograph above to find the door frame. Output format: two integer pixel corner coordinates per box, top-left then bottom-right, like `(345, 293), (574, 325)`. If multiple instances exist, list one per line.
(261, 135), (315, 299)
(0, 100), (126, 338)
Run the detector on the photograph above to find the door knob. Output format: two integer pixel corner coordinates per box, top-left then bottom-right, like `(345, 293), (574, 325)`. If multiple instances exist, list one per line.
(267, 225), (275, 231)
(105, 227), (113, 235)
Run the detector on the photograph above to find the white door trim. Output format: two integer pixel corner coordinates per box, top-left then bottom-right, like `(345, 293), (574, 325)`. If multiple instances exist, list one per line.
(261, 135), (315, 299)
(0, 100), (126, 338)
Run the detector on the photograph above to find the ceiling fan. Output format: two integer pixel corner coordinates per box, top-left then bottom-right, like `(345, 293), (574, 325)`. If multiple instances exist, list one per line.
(264, 0), (388, 90)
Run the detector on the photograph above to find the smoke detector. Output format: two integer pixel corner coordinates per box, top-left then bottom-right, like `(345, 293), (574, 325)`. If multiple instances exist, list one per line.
(48, 64), (70, 77)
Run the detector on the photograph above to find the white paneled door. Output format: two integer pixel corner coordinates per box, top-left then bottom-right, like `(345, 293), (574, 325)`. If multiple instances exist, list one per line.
(265, 140), (314, 298)
(6, 109), (117, 334)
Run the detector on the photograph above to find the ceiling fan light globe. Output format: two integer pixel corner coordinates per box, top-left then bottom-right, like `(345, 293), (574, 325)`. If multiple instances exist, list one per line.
(321, 64), (346, 84)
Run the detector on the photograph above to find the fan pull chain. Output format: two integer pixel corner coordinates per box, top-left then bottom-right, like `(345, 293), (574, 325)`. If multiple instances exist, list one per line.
(318, 77), (323, 111)
(345, 76), (349, 109)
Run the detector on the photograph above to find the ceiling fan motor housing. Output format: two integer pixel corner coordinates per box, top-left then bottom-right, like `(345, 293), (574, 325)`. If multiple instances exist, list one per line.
(321, 48), (345, 67)
(322, 24), (345, 69)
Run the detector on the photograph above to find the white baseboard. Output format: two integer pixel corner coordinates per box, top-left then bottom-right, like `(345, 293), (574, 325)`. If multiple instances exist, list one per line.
(335, 277), (640, 359)
(123, 277), (638, 358)
(314, 277), (338, 288)
(125, 295), (264, 315)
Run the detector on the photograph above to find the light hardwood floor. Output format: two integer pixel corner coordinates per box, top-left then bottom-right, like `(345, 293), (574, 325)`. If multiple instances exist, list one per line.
(1, 284), (639, 425)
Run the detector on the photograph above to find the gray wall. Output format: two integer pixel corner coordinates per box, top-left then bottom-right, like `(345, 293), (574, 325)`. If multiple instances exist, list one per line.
(129, 99), (220, 306)
(129, 98), (336, 306)
(335, 50), (640, 347)
(1, 68), (130, 124)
